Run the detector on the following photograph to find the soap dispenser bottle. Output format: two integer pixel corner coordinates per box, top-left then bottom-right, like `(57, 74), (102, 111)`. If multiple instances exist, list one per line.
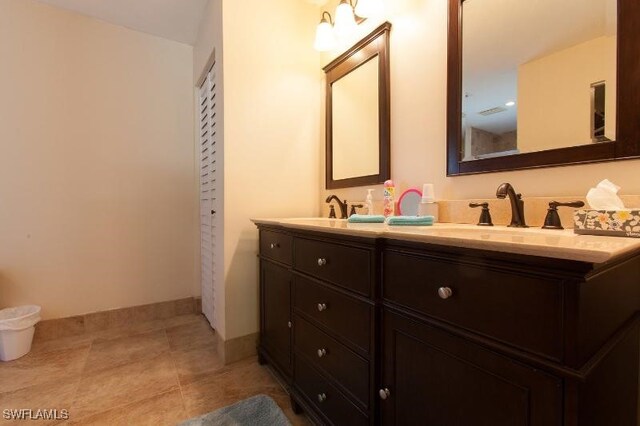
(366, 189), (375, 215)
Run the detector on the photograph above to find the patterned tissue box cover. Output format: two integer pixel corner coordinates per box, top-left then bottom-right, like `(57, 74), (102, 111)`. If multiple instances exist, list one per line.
(573, 209), (640, 238)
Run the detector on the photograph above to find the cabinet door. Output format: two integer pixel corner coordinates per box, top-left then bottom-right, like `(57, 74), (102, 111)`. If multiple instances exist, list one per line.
(261, 261), (292, 376)
(380, 310), (562, 426)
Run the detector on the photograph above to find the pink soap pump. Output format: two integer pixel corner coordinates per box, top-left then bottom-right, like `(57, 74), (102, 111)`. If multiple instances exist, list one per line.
(383, 180), (395, 217)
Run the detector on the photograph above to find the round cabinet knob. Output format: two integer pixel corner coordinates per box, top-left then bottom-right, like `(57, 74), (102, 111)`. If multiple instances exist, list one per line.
(317, 348), (327, 358)
(438, 287), (453, 300)
(317, 303), (327, 312)
(379, 388), (391, 400)
(287, 321), (292, 329)
(269, 243), (279, 249)
(317, 258), (327, 266)
(317, 393), (327, 403)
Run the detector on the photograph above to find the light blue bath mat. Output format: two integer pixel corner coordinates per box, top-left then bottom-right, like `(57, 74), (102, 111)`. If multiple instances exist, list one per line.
(178, 394), (291, 426)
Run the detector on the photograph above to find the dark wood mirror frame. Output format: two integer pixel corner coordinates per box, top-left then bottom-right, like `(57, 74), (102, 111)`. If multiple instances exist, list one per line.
(447, 0), (640, 176)
(324, 22), (391, 189)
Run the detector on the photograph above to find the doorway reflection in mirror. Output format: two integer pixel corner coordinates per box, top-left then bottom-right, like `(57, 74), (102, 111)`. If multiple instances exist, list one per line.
(460, 0), (617, 161)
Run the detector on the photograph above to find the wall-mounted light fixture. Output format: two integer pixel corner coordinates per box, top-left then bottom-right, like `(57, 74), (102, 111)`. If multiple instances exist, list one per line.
(355, 0), (384, 19)
(314, 0), (384, 52)
(314, 12), (336, 51)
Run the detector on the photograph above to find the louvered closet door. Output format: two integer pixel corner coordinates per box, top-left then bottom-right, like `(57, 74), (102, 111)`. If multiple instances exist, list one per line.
(199, 64), (218, 328)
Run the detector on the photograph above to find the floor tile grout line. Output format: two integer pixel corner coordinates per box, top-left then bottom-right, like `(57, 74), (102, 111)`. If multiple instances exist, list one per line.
(0, 348), (89, 396)
(69, 350), (182, 421)
(69, 388), (183, 424)
(77, 338), (95, 375)
(2, 314), (225, 423)
(67, 314), (204, 382)
(70, 384), (183, 423)
(163, 327), (190, 416)
(68, 340), (94, 417)
(76, 328), (172, 378)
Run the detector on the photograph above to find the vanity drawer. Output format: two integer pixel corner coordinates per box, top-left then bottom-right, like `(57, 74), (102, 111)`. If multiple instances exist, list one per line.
(294, 237), (371, 296)
(383, 250), (563, 360)
(294, 315), (370, 408)
(294, 357), (368, 426)
(294, 275), (372, 354)
(260, 230), (292, 265)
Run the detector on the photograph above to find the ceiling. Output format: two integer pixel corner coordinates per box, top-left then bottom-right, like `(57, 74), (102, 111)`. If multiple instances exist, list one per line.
(34, 0), (209, 45)
(33, 0), (329, 45)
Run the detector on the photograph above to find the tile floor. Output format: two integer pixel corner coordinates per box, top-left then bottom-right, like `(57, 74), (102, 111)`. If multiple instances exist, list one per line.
(0, 314), (310, 425)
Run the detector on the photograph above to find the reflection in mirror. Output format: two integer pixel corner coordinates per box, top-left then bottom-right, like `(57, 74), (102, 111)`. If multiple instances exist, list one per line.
(461, 0), (617, 161)
(332, 56), (380, 180)
(324, 22), (390, 189)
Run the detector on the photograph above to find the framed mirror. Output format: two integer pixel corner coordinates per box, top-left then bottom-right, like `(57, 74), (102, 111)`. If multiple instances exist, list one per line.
(324, 22), (391, 189)
(447, 0), (640, 176)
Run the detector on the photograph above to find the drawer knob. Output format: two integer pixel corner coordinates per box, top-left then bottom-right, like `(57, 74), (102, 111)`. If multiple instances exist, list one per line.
(317, 348), (327, 358)
(317, 258), (327, 266)
(287, 321), (292, 329)
(438, 287), (453, 300)
(379, 388), (391, 400)
(317, 303), (327, 312)
(269, 243), (279, 249)
(317, 393), (327, 403)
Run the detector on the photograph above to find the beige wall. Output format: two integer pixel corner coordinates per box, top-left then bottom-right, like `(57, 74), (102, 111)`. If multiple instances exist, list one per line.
(194, 0), (321, 341)
(319, 0), (640, 212)
(0, 0), (197, 319)
(518, 36), (617, 153)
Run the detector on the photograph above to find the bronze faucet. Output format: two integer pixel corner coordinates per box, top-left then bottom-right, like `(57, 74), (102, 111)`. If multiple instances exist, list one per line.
(326, 195), (348, 219)
(496, 183), (528, 228)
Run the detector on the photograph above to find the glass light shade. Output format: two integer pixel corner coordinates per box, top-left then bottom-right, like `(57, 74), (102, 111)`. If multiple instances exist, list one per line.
(314, 20), (336, 51)
(334, 1), (357, 38)
(354, 0), (384, 18)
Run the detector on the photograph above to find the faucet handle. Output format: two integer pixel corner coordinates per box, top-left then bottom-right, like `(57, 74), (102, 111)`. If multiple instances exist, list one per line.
(469, 202), (494, 226)
(542, 201), (585, 230)
(549, 201), (585, 209)
(349, 204), (364, 217)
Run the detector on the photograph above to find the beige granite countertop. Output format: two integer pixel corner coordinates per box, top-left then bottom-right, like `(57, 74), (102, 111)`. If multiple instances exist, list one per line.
(251, 218), (640, 264)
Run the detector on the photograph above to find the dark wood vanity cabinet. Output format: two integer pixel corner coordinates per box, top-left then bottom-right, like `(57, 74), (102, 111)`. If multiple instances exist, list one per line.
(380, 310), (562, 426)
(258, 229), (294, 380)
(290, 234), (376, 425)
(258, 226), (376, 425)
(256, 224), (640, 426)
(260, 260), (292, 378)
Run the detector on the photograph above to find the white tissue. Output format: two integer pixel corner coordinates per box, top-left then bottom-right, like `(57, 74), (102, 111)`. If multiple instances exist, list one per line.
(586, 179), (625, 210)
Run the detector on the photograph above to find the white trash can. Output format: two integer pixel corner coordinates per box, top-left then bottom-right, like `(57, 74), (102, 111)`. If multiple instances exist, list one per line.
(0, 305), (41, 362)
